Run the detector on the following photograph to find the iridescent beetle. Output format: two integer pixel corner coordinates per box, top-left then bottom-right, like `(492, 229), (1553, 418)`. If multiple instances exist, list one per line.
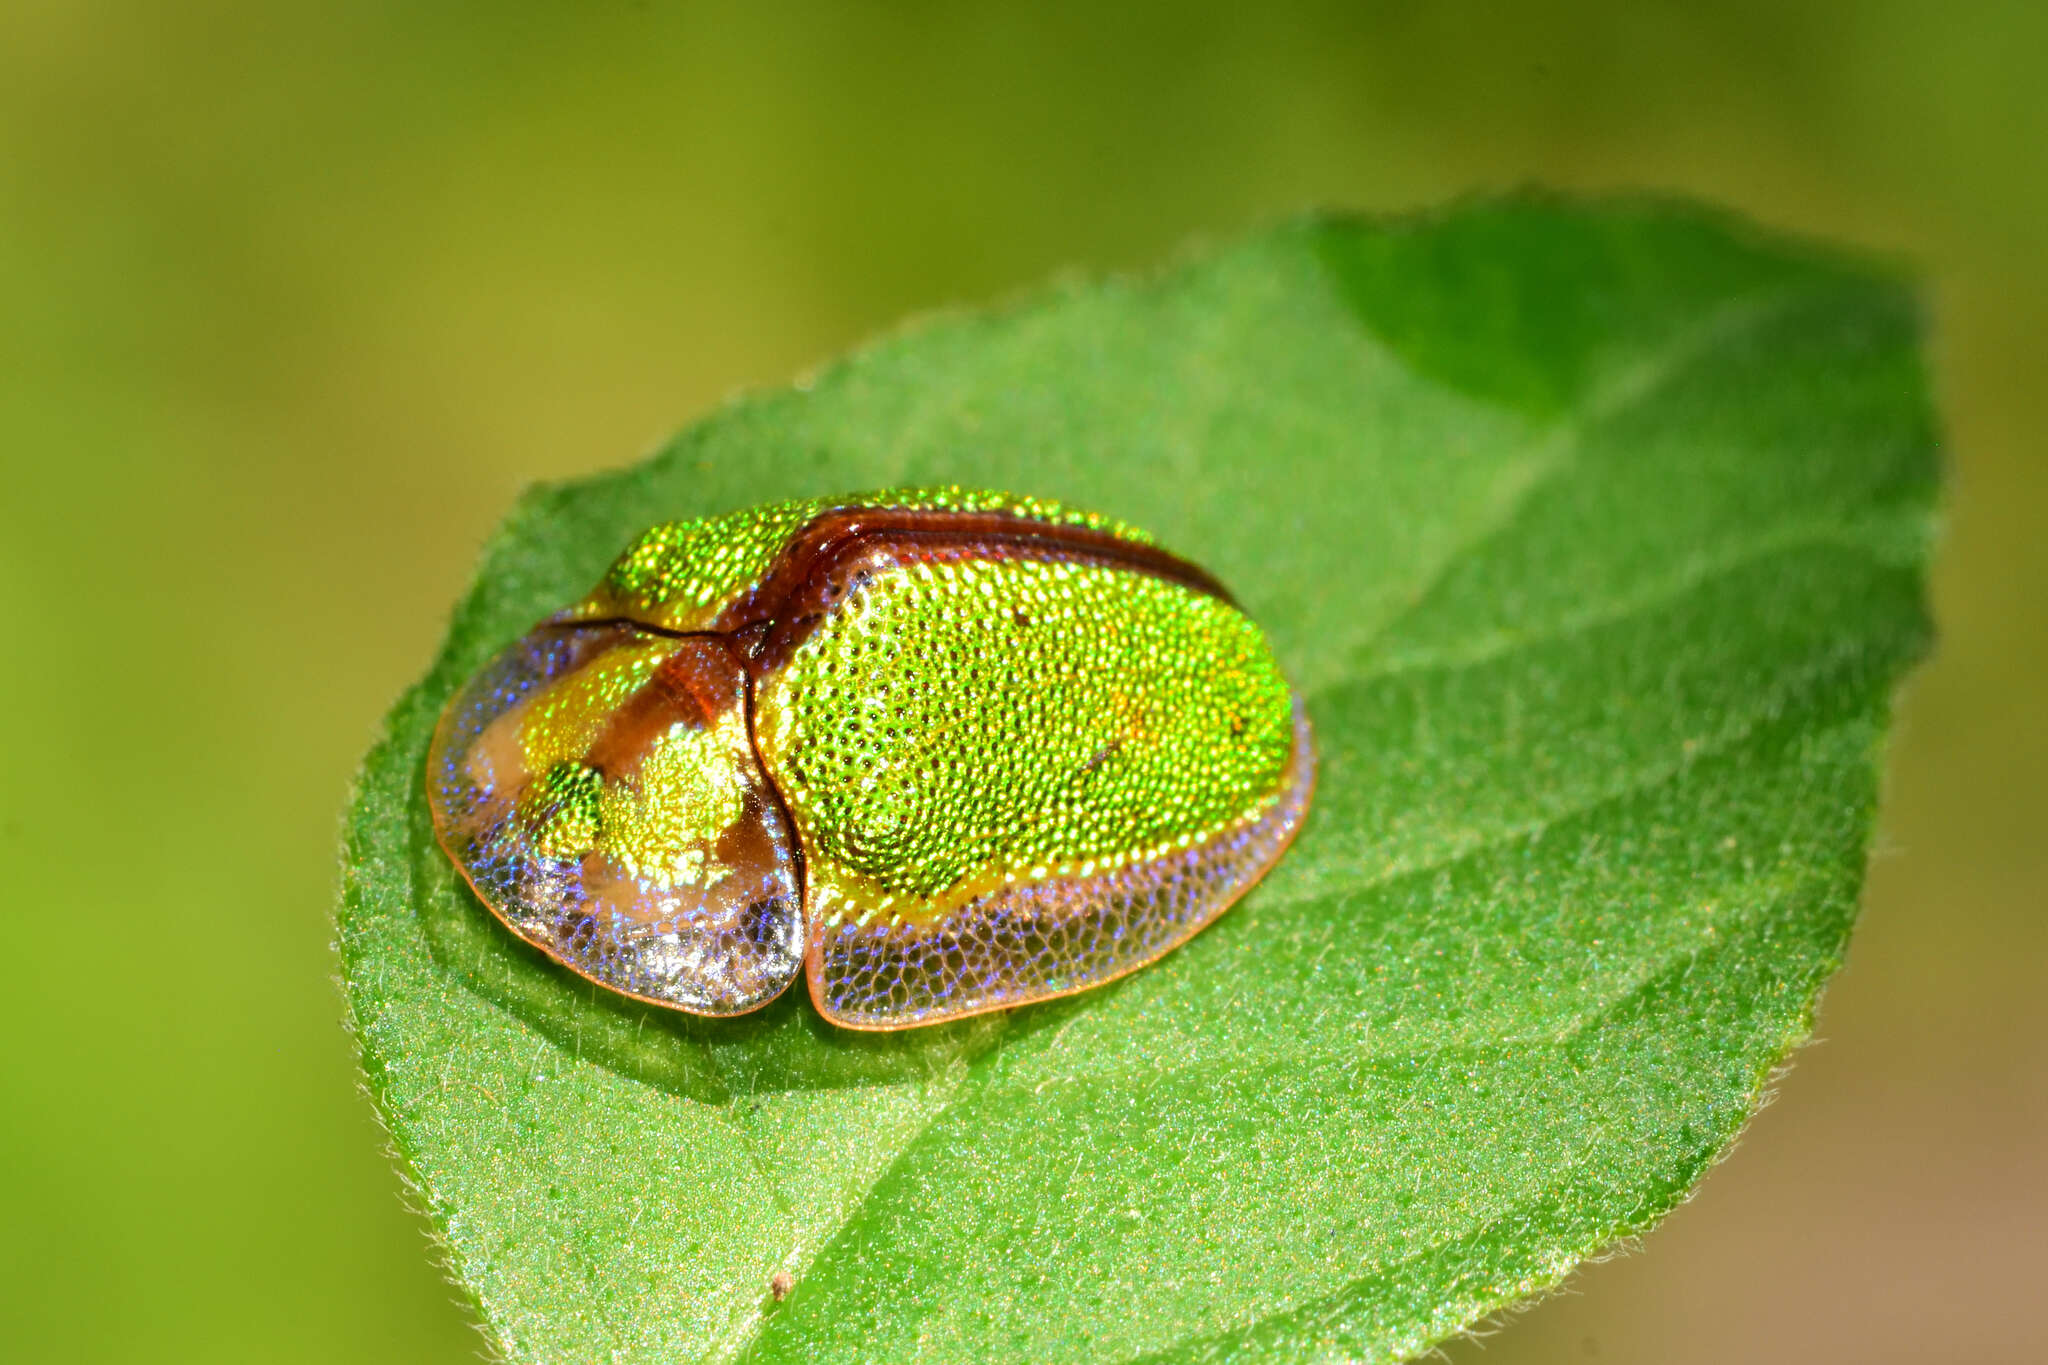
(428, 488), (1313, 1029)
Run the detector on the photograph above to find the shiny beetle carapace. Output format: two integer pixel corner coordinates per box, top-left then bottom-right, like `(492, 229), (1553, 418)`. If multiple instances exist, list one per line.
(427, 488), (1313, 1029)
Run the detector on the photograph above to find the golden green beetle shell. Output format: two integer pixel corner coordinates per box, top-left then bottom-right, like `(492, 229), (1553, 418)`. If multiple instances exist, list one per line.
(427, 487), (1314, 1030)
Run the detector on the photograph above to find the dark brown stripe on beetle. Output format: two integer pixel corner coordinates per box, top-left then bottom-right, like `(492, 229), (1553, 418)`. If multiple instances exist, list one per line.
(718, 508), (1237, 675)
(581, 637), (749, 776)
(714, 508), (1234, 632)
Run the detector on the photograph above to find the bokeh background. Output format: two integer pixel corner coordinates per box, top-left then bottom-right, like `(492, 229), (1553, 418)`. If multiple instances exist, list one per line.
(2, 3), (2041, 1361)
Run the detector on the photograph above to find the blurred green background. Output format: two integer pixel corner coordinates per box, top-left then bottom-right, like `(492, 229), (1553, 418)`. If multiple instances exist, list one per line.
(2, 3), (2041, 1361)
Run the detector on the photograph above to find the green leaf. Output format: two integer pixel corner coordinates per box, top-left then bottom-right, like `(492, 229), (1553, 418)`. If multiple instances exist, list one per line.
(339, 196), (1938, 1364)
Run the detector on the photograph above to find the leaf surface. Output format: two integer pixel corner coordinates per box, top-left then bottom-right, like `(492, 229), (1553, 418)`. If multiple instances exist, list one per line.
(339, 197), (1937, 1364)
